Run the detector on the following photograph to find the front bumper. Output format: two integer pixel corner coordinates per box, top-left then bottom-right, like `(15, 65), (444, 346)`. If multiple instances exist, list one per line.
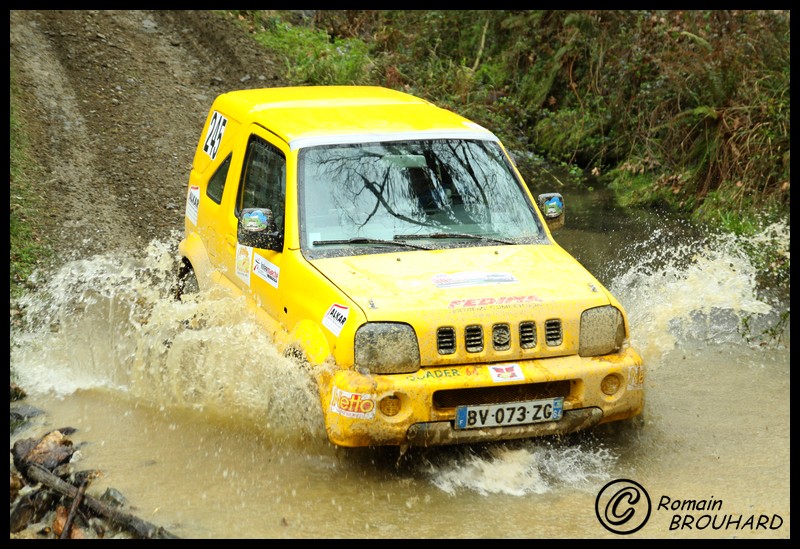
(318, 347), (644, 448)
(406, 407), (604, 446)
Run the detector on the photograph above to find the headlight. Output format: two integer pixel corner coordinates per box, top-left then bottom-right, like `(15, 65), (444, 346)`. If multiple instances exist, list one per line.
(579, 306), (626, 357)
(354, 322), (420, 374)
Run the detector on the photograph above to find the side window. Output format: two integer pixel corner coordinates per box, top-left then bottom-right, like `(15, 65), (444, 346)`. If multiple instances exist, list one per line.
(206, 153), (231, 204)
(237, 136), (286, 230)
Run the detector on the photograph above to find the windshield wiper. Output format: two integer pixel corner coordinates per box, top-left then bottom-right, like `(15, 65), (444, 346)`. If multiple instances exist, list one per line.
(394, 232), (517, 245)
(312, 237), (431, 250)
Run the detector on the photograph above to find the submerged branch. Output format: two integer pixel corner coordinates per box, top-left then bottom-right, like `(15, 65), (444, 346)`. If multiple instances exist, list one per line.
(23, 464), (180, 540)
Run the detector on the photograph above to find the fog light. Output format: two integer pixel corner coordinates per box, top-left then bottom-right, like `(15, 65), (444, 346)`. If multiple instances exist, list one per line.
(379, 395), (401, 417)
(601, 374), (622, 396)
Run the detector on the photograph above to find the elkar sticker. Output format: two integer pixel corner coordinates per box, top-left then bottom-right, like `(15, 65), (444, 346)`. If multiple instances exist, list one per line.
(235, 244), (252, 285)
(322, 303), (349, 337)
(186, 185), (200, 226)
(253, 253), (279, 288)
(203, 110), (228, 160)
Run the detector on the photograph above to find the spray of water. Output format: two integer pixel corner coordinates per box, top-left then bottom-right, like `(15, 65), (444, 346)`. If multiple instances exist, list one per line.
(609, 219), (789, 363)
(418, 440), (616, 496)
(10, 221), (789, 492)
(10, 235), (326, 445)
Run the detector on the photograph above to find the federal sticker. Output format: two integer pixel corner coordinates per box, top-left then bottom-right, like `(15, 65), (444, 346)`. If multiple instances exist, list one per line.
(488, 363), (524, 383)
(448, 295), (543, 308)
(322, 303), (349, 337)
(253, 253), (279, 288)
(202, 110), (228, 160)
(185, 185), (200, 226)
(235, 244), (252, 285)
(329, 386), (376, 419)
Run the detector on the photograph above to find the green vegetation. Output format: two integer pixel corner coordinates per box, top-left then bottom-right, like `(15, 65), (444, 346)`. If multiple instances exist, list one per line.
(10, 11), (789, 296)
(223, 10), (789, 291)
(230, 10), (790, 239)
(248, 13), (372, 86)
(10, 68), (52, 299)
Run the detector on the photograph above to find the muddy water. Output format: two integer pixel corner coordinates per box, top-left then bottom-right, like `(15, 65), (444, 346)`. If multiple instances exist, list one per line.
(10, 194), (790, 539)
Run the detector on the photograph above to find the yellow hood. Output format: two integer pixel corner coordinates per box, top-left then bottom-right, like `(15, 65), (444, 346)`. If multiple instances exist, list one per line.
(310, 244), (612, 322)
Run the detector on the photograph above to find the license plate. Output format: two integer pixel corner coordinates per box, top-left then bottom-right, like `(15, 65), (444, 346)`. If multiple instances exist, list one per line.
(455, 397), (564, 430)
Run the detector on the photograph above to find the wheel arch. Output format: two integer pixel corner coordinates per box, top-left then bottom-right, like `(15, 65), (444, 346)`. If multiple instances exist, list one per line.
(287, 319), (333, 365)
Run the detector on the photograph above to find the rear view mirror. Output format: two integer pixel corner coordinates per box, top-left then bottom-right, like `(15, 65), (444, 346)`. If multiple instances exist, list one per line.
(237, 208), (283, 251)
(537, 193), (565, 231)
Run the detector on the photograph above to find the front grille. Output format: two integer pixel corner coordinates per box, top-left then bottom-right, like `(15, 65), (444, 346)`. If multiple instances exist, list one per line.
(436, 319), (556, 354)
(434, 380), (571, 408)
(464, 325), (484, 352)
(437, 327), (456, 354)
(519, 321), (536, 348)
(545, 319), (562, 346)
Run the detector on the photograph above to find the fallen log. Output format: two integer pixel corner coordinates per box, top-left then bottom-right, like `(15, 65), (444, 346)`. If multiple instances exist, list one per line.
(24, 463), (180, 539)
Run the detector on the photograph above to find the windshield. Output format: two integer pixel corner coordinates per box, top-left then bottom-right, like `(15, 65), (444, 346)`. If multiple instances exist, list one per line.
(298, 139), (545, 257)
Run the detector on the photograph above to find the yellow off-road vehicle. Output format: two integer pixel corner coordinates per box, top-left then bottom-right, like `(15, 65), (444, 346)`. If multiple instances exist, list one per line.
(178, 86), (644, 448)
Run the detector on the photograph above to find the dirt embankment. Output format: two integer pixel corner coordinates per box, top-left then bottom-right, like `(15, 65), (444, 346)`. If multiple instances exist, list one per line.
(11, 10), (287, 261)
(10, 10), (289, 538)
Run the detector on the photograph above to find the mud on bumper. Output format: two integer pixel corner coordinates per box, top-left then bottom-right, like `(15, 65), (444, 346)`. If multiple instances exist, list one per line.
(405, 407), (604, 447)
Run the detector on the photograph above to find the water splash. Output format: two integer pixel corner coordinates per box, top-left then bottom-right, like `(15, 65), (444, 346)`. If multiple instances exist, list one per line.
(609, 220), (789, 363)
(10, 219), (789, 482)
(10, 236), (326, 444)
(418, 440), (616, 496)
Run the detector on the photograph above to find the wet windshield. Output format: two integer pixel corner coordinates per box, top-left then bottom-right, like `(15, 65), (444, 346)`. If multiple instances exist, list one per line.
(299, 139), (545, 257)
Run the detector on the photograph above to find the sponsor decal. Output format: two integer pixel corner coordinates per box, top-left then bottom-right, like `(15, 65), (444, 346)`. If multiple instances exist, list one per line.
(185, 185), (200, 226)
(203, 110), (228, 161)
(406, 365), (483, 382)
(322, 303), (349, 337)
(432, 271), (518, 289)
(406, 368), (460, 382)
(235, 244), (252, 285)
(628, 365), (644, 390)
(488, 363), (524, 382)
(253, 253), (279, 288)
(448, 295), (543, 308)
(329, 386), (376, 419)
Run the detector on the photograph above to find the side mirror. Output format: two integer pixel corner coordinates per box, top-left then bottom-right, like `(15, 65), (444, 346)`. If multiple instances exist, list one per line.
(237, 208), (283, 251)
(537, 193), (565, 231)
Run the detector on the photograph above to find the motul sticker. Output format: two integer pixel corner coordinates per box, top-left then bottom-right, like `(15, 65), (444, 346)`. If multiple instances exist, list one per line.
(253, 253), (279, 288)
(203, 110), (227, 161)
(185, 185), (200, 226)
(235, 244), (252, 286)
(432, 271), (518, 288)
(488, 363), (524, 383)
(322, 303), (349, 336)
(329, 386), (376, 419)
